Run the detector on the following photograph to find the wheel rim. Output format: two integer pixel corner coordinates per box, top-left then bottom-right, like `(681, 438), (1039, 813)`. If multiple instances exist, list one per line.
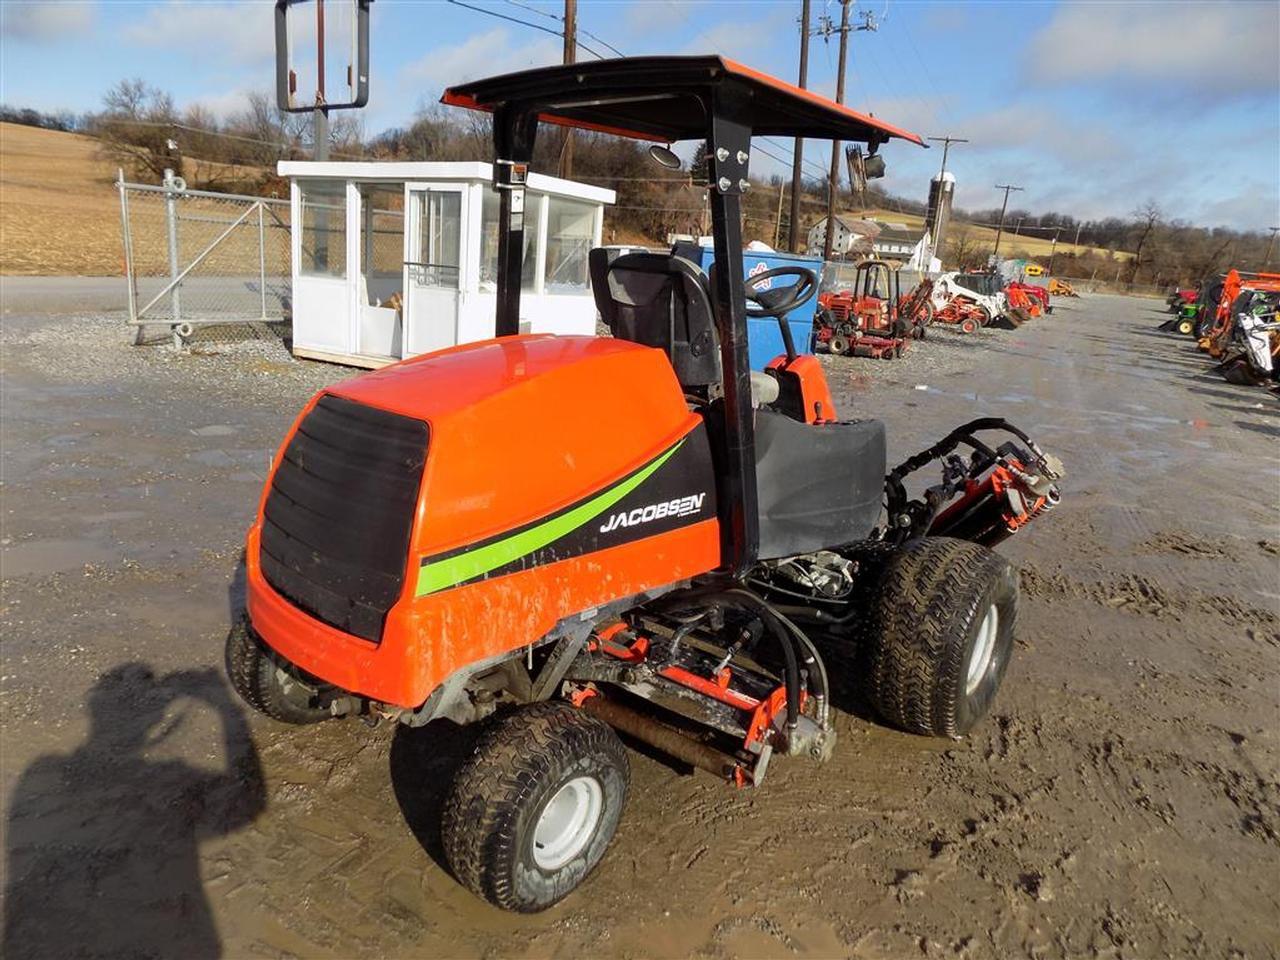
(274, 666), (320, 710)
(965, 604), (999, 695)
(533, 776), (603, 870)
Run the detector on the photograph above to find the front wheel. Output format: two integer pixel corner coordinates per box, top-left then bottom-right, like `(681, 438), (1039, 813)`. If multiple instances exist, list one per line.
(225, 619), (336, 724)
(1176, 319), (1194, 335)
(862, 537), (1018, 738)
(442, 702), (629, 912)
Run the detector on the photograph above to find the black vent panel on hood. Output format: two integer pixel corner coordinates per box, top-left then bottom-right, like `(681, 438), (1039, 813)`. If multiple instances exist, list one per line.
(260, 394), (428, 643)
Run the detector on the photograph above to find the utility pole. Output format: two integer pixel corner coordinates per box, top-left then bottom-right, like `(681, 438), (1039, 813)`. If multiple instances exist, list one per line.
(774, 181), (786, 249)
(1264, 226), (1280, 269)
(1048, 225), (1062, 277)
(787, 0), (811, 252)
(558, 0), (577, 179)
(1073, 221), (1083, 249)
(821, 1), (876, 262)
(314, 0), (329, 161)
(926, 135), (966, 267)
(928, 135), (968, 180)
(992, 183), (1023, 257)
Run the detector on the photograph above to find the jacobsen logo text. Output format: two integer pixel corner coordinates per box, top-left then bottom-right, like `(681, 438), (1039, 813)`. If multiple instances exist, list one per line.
(599, 493), (707, 534)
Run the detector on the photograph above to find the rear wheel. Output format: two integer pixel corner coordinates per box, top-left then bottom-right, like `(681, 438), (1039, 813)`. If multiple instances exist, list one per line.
(225, 618), (335, 724)
(862, 537), (1018, 738)
(442, 702), (629, 912)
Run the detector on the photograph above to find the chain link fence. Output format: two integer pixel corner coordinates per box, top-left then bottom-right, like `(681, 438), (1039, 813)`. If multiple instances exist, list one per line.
(118, 172), (292, 345)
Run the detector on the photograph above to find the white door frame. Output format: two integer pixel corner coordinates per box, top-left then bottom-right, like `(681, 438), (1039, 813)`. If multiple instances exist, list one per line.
(403, 181), (470, 356)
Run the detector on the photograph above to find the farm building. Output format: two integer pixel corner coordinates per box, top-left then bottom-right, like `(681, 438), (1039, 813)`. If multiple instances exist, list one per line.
(806, 215), (930, 266)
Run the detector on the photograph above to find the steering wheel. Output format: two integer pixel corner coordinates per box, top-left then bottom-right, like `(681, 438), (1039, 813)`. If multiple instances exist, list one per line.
(743, 266), (819, 320)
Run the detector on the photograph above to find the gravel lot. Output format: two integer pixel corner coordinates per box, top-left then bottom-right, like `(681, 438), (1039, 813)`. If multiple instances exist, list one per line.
(2, 281), (1277, 959)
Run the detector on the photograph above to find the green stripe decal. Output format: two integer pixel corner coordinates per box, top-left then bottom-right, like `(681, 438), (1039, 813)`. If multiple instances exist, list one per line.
(415, 439), (685, 596)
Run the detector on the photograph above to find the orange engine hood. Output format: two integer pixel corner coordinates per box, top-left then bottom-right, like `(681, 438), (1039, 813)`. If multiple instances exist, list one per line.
(324, 334), (702, 559)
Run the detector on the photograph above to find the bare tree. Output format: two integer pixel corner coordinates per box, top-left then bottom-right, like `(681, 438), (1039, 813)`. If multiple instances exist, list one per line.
(94, 78), (179, 182)
(1129, 200), (1162, 281)
(946, 227), (985, 271)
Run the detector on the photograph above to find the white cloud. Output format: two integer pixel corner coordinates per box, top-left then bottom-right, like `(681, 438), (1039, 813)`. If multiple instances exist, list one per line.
(1024, 2), (1278, 98)
(187, 87), (254, 121)
(2, 0), (94, 41)
(678, 9), (790, 62)
(958, 103), (1130, 166)
(400, 27), (560, 96)
(122, 1), (276, 65)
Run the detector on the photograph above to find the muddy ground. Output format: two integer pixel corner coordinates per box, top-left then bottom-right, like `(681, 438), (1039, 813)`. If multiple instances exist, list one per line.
(1, 282), (1277, 959)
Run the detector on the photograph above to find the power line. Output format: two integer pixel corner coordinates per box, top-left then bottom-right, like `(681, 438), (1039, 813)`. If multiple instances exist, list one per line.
(927, 135), (968, 178)
(108, 118), (369, 160)
(448, 0), (606, 59)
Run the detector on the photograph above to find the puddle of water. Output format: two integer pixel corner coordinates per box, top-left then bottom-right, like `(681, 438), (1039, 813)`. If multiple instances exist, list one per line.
(1, 538), (118, 578)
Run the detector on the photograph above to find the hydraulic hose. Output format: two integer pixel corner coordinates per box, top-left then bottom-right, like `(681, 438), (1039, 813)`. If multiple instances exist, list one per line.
(769, 605), (830, 728)
(717, 588), (804, 732)
(659, 586), (803, 731)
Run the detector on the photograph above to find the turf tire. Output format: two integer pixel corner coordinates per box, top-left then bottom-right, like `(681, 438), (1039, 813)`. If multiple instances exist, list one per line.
(863, 537), (1018, 738)
(442, 702), (629, 912)
(225, 618), (334, 724)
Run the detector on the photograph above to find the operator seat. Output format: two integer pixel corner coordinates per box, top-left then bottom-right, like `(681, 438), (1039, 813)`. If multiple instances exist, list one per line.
(588, 249), (884, 559)
(589, 249), (778, 405)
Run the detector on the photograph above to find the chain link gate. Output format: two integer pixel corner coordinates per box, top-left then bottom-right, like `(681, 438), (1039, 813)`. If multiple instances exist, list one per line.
(117, 170), (293, 346)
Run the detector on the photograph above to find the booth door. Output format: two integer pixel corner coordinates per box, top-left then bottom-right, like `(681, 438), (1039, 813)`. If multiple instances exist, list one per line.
(404, 184), (466, 357)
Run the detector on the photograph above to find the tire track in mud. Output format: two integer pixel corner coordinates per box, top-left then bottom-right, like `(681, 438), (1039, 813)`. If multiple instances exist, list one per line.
(1018, 564), (1279, 632)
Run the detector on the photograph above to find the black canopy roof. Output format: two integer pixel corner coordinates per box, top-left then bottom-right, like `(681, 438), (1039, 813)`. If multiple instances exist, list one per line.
(442, 55), (925, 147)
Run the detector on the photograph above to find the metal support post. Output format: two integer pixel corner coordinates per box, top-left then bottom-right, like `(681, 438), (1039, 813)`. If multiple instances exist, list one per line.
(163, 167), (183, 345)
(258, 202), (268, 319)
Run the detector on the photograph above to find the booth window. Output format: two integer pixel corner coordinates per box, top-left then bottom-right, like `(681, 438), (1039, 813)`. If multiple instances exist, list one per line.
(299, 180), (347, 278)
(480, 189), (541, 292)
(417, 191), (462, 289)
(544, 196), (594, 294)
(360, 185), (404, 282)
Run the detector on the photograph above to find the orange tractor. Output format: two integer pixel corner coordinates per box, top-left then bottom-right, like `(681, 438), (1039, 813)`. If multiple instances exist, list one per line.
(1199, 270), (1280, 358)
(228, 55), (1063, 913)
(815, 259), (933, 359)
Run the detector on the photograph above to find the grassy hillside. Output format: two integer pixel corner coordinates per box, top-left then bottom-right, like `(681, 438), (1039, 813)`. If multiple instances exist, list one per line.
(0, 123), (127, 275)
(851, 206), (1127, 261)
(0, 121), (1127, 276)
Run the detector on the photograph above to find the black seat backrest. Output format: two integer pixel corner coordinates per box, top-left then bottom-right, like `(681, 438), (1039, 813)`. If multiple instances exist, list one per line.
(589, 248), (721, 388)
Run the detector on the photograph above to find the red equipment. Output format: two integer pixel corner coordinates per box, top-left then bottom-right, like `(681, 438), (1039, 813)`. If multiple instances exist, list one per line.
(815, 261), (931, 360)
(1008, 282), (1050, 315)
(934, 296), (987, 334)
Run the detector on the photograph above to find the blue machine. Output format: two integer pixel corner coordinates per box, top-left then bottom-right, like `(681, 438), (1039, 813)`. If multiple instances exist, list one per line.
(675, 244), (824, 372)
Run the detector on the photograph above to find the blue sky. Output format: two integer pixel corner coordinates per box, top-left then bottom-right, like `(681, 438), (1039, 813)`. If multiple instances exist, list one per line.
(2, 0), (1277, 230)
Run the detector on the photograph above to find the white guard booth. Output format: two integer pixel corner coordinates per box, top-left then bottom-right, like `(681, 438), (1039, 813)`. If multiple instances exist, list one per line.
(279, 161), (615, 367)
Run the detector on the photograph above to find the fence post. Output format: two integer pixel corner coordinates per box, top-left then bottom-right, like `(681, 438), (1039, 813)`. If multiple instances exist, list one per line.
(258, 201), (268, 321)
(163, 168), (183, 341)
(117, 170), (137, 325)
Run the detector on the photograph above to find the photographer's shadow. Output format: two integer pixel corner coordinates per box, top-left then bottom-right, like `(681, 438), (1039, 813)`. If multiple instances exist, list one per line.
(3, 662), (265, 959)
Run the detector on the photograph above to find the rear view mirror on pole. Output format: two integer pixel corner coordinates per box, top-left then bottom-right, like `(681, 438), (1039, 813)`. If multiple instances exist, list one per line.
(275, 0), (372, 113)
